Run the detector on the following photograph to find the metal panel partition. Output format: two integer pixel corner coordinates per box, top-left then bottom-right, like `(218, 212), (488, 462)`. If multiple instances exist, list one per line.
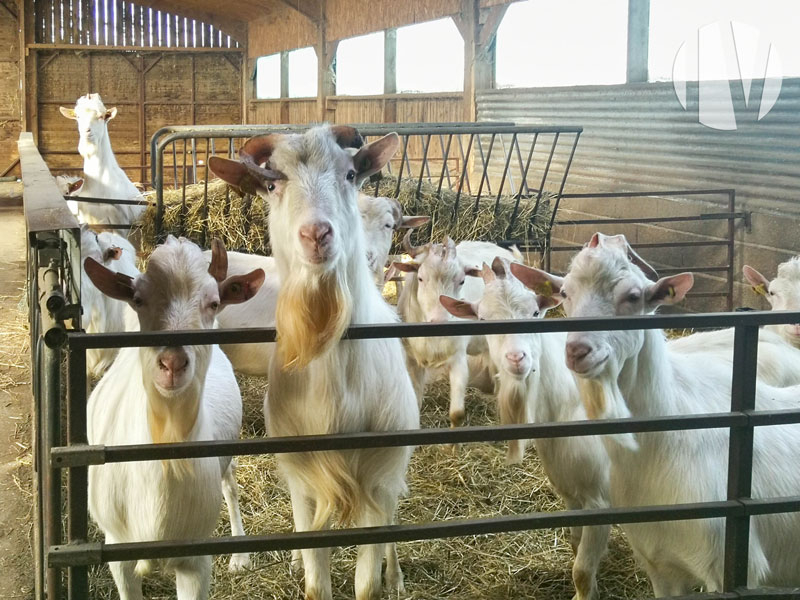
(24, 126), (800, 600)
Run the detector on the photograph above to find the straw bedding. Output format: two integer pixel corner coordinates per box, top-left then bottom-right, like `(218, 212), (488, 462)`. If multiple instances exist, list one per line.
(86, 376), (654, 600)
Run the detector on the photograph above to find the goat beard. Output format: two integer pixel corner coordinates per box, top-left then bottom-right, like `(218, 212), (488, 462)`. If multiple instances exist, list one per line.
(276, 269), (353, 371)
(577, 377), (639, 451)
(146, 394), (200, 480)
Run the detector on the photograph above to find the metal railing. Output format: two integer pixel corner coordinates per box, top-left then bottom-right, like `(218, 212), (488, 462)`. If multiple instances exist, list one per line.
(24, 126), (799, 599)
(148, 123), (583, 250)
(550, 189), (747, 311)
(43, 310), (800, 600)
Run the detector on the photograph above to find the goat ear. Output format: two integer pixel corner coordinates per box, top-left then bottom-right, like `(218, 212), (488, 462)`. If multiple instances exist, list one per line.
(208, 157), (265, 196)
(68, 178), (84, 194)
(743, 265), (770, 296)
(353, 133), (400, 184)
(104, 107), (118, 121)
(536, 294), (562, 313)
(219, 269), (265, 306)
(208, 238), (228, 283)
(399, 215), (430, 229)
(491, 256), (507, 278)
(331, 125), (364, 150)
(84, 257), (136, 302)
(439, 295), (478, 320)
(383, 263), (398, 284)
(59, 107), (77, 120)
(392, 261), (419, 273)
(510, 262), (564, 297)
(646, 273), (694, 306)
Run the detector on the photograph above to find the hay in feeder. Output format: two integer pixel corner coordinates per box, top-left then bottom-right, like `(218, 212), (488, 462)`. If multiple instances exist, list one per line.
(137, 179), (270, 256)
(137, 171), (555, 258)
(368, 174), (554, 252)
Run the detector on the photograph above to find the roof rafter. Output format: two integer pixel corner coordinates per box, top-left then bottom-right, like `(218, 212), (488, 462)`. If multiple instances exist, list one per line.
(274, 0), (322, 23)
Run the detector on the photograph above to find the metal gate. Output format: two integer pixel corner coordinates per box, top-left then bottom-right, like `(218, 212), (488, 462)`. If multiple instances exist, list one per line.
(22, 125), (800, 600)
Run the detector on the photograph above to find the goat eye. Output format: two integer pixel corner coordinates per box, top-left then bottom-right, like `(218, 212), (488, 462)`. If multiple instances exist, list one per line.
(560, 290), (567, 299)
(459, 279), (465, 286)
(418, 277), (423, 283)
(132, 296), (143, 307)
(533, 310), (540, 317)
(210, 301), (220, 311)
(627, 292), (641, 303)
(346, 170), (356, 182)
(267, 183), (276, 192)
(384, 223), (393, 229)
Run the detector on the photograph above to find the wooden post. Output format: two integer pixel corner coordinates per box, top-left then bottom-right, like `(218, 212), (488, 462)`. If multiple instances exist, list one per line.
(279, 50), (289, 123)
(627, 0), (650, 83)
(315, 21), (336, 123)
(455, 0), (506, 121)
(383, 27), (397, 123)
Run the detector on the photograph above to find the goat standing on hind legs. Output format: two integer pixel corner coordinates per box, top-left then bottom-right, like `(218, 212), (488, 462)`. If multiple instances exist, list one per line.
(209, 125), (420, 600)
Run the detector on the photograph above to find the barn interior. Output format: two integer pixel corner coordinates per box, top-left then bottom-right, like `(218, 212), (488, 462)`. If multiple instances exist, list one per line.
(1, 0), (799, 599)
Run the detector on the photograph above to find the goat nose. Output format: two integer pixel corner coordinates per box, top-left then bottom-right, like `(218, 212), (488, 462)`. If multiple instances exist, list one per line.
(158, 349), (189, 374)
(506, 351), (525, 364)
(299, 221), (333, 245)
(565, 341), (592, 368)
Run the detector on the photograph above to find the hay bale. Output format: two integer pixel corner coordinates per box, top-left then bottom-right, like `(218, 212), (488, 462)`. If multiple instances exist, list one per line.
(138, 180), (270, 256)
(368, 174), (554, 253)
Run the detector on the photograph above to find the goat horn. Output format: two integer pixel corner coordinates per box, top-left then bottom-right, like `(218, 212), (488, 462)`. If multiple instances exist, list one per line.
(208, 238), (228, 283)
(402, 229), (426, 258)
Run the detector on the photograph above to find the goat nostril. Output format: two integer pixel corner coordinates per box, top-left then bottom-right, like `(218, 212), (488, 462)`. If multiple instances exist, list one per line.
(567, 342), (592, 362)
(299, 222), (333, 245)
(506, 351), (525, 364)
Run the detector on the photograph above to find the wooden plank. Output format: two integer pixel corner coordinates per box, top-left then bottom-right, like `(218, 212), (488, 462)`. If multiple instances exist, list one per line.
(116, 0), (125, 46)
(26, 42), (245, 53)
(43, 0), (52, 44)
(81, 0), (90, 44)
(18, 132), (80, 238)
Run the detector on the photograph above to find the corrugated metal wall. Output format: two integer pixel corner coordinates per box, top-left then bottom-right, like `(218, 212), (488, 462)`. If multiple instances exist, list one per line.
(477, 79), (800, 311)
(477, 79), (800, 216)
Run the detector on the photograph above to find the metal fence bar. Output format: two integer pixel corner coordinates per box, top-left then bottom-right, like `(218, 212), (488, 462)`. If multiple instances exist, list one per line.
(46, 497), (800, 567)
(724, 324), (760, 591)
(556, 213), (745, 226)
(49, 408), (800, 467)
(66, 346), (88, 599)
(43, 342), (63, 600)
(59, 310), (800, 350)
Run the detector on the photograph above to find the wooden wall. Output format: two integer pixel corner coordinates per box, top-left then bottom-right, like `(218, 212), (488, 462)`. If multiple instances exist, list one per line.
(37, 49), (243, 185)
(0, 0), (22, 177)
(247, 93), (463, 127)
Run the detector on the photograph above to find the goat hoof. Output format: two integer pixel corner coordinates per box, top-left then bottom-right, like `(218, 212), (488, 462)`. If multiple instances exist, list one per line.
(228, 553), (251, 572)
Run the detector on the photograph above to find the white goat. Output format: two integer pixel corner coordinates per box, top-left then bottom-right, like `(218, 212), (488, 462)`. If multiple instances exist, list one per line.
(518, 232), (800, 597)
(207, 195), (428, 376)
(80, 225), (140, 377)
(60, 94), (145, 235)
(84, 237), (265, 599)
(209, 125), (419, 600)
(393, 235), (517, 426)
(744, 257), (800, 348)
(441, 257), (610, 600)
(357, 192), (429, 283)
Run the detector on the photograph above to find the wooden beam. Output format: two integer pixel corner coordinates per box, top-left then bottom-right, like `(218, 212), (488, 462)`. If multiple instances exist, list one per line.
(275, 0), (322, 24)
(280, 50), (289, 97)
(315, 7), (336, 123)
(627, 0), (649, 82)
(127, 0), (247, 43)
(27, 43), (244, 53)
(384, 28), (396, 94)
